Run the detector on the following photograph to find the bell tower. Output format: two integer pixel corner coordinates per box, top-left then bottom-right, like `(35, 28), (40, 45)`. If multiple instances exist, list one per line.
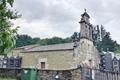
(78, 10), (99, 68)
(79, 9), (93, 41)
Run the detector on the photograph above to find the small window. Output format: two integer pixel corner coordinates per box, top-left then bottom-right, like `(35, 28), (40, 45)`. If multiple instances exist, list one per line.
(41, 62), (45, 69)
(114, 62), (117, 65)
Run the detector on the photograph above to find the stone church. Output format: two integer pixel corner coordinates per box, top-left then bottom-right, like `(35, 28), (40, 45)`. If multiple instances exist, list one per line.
(10, 11), (100, 70)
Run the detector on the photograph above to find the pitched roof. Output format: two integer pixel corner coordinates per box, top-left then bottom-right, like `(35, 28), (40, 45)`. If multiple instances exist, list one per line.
(22, 43), (74, 52)
(81, 12), (90, 18)
(19, 44), (39, 50)
(14, 44), (39, 50)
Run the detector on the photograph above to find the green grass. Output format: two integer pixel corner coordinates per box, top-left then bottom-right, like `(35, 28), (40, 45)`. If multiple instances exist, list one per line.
(0, 77), (16, 80)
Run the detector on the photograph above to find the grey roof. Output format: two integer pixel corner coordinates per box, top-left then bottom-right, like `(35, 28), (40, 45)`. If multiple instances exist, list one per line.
(14, 44), (39, 50)
(81, 12), (90, 18)
(23, 43), (74, 52)
(19, 44), (39, 50)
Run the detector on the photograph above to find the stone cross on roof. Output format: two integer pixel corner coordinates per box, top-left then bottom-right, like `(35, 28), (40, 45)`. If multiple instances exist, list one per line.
(84, 8), (86, 12)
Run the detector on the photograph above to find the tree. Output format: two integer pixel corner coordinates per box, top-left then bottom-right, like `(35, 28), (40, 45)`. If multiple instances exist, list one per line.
(0, 0), (19, 55)
(71, 32), (80, 42)
(32, 37), (41, 44)
(92, 25), (119, 52)
(115, 45), (120, 54)
(97, 32), (118, 52)
(38, 37), (68, 45)
(16, 35), (34, 47)
(15, 34), (74, 47)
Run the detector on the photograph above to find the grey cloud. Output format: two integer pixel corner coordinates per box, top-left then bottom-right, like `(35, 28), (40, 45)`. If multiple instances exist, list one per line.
(14, 0), (120, 24)
(14, 0), (120, 43)
(14, 0), (47, 21)
(14, 0), (80, 36)
(14, 0), (76, 23)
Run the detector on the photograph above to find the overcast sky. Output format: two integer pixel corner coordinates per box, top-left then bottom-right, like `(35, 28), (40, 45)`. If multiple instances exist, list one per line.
(12, 0), (120, 44)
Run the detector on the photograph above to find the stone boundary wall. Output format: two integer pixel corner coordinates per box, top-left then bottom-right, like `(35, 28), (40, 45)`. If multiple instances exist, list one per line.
(37, 67), (120, 80)
(0, 67), (120, 80)
(37, 68), (81, 80)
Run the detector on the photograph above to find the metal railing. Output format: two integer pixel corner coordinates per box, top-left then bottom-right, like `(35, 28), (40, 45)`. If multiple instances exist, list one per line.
(81, 67), (120, 80)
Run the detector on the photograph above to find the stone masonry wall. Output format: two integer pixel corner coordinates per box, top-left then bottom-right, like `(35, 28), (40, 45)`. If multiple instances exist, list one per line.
(37, 68), (81, 80)
(21, 50), (76, 70)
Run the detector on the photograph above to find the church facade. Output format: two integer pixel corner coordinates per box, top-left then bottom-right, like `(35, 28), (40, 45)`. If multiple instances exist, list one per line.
(10, 11), (100, 70)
